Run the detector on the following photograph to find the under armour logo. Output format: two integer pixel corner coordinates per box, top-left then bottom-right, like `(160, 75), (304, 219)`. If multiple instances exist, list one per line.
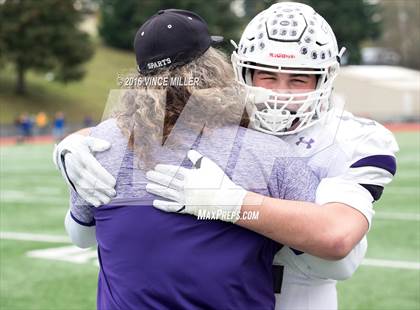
(296, 137), (315, 149)
(338, 115), (376, 127)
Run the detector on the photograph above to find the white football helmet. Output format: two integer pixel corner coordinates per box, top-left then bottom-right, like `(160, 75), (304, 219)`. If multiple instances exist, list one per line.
(232, 2), (346, 135)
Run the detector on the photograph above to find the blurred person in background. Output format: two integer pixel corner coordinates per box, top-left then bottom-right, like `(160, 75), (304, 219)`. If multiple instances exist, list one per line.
(53, 2), (399, 310)
(19, 112), (33, 143)
(35, 111), (49, 136)
(14, 114), (23, 143)
(83, 115), (93, 128)
(57, 9), (320, 309)
(52, 111), (65, 141)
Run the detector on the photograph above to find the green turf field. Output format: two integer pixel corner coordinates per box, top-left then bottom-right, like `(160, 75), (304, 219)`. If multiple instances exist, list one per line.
(0, 132), (419, 310)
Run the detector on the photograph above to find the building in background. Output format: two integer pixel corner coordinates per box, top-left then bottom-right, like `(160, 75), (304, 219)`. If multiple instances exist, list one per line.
(335, 65), (420, 122)
(361, 47), (400, 66)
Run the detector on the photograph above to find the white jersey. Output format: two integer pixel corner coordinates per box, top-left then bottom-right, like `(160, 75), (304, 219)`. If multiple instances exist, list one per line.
(273, 99), (399, 309)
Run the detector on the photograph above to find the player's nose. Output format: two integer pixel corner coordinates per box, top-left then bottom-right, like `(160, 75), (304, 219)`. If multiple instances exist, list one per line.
(271, 80), (291, 94)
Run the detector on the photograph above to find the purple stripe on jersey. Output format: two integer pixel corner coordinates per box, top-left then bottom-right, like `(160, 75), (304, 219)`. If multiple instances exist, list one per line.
(350, 155), (396, 176)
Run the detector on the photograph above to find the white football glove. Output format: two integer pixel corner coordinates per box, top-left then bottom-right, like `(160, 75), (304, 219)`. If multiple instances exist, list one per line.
(145, 150), (247, 223)
(53, 134), (116, 207)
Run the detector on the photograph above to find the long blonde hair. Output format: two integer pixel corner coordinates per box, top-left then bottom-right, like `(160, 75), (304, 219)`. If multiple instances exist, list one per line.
(112, 47), (249, 168)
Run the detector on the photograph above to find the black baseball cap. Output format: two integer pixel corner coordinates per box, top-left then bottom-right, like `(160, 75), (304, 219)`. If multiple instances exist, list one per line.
(134, 9), (223, 74)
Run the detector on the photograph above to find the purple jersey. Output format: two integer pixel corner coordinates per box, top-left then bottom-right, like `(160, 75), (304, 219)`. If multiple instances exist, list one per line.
(70, 119), (318, 310)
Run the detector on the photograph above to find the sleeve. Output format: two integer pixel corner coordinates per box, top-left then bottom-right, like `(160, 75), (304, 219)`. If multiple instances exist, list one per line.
(65, 189), (97, 248)
(275, 236), (367, 281)
(64, 209), (96, 248)
(70, 189), (96, 226)
(316, 126), (399, 228)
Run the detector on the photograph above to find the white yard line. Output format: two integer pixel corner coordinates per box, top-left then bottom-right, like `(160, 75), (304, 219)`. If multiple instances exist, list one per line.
(0, 231), (70, 243)
(0, 197), (67, 204)
(27, 245), (97, 264)
(396, 155), (420, 163)
(0, 189), (67, 204)
(384, 186), (420, 195)
(1, 231), (419, 270)
(362, 258), (420, 270)
(375, 211), (420, 221)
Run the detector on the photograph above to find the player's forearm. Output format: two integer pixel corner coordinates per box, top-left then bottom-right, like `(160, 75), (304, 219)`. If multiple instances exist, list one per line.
(236, 192), (367, 260)
(64, 210), (97, 248)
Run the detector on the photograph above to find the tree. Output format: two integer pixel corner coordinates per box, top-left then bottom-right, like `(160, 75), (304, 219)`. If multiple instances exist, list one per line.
(377, 0), (420, 69)
(243, 0), (381, 64)
(0, 0), (94, 94)
(305, 0), (381, 64)
(99, 0), (242, 52)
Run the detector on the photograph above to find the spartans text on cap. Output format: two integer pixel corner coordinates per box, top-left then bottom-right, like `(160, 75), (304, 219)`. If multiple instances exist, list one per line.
(147, 58), (172, 70)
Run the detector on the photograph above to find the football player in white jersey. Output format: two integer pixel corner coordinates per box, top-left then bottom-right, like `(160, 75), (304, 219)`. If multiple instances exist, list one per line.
(54, 2), (398, 309)
(143, 3), (398, 309)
